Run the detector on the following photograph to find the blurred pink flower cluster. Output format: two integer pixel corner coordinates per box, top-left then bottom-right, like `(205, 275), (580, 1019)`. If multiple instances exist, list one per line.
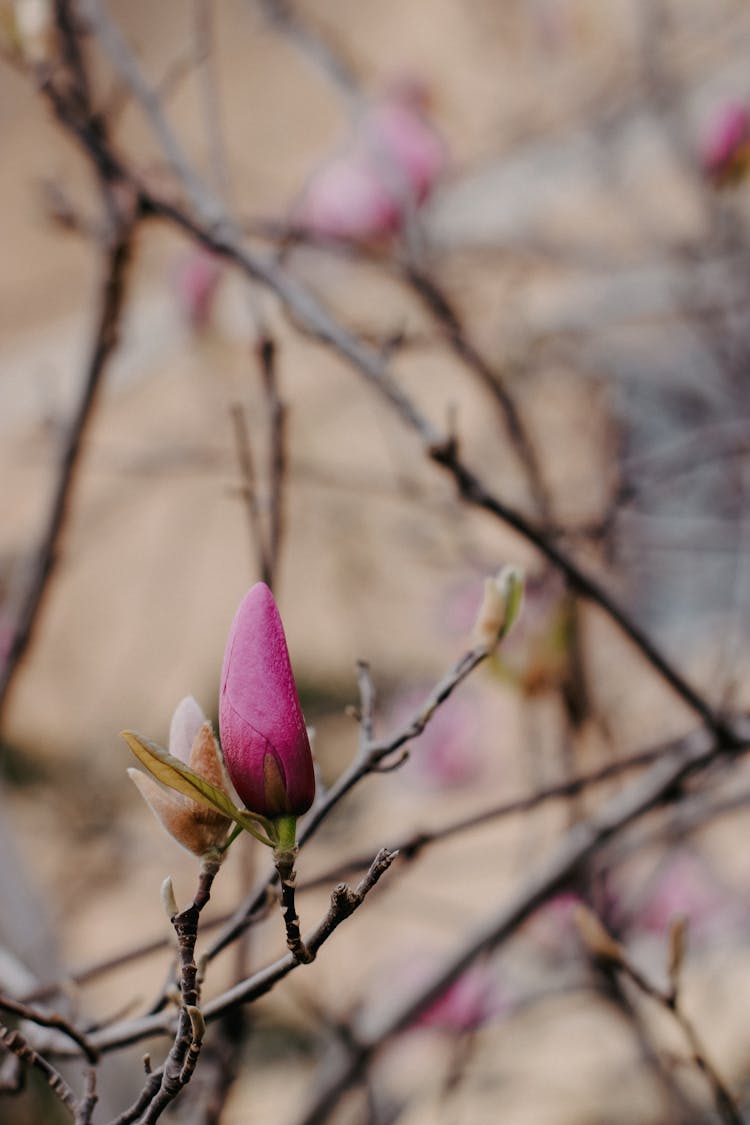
(295, 81), (446, 241)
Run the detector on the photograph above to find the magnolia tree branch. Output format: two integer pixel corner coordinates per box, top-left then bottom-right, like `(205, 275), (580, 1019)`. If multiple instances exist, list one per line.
(0, 206), (137, 728)
(32, 25), (729, 737)
(87, 847), (397, 1055)
(115, 859), (219, 1124)
(291, 722), (750, 1125)
(18, 718), (706, 1010)
(0, 1020), (80, 1120)
(208, 639), (494, 960)
(0, 994), (98, 1062)
(577, 907), (744, 1125)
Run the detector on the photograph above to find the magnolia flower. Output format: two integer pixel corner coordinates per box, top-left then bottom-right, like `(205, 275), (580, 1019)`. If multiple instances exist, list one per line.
(294, 81), (446, 241)
(219, 583), (315, 820)
(701, 102), (750, 187)
(128, 696), (232, 856)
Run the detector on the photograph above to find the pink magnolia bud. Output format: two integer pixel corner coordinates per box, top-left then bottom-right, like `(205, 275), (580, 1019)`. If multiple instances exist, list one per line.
(219, 583), (315, 819)
(364, 97), (445, 204)
(295, 156), (401, 241)
(701, 102), (750, 186)
(294, 80), (446, 242)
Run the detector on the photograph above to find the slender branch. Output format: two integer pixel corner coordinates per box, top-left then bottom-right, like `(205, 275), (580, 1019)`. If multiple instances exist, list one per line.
(19, 729), (706, 1010)
(0, 994), (97, 1062)
(32, 24), (731, 734)
(229, 402), (269, 581)
(88, 848), (396, 1054)
(578, 909), (744, 1125)
(123, 860), (220, 1124)
(0, 209), (136, 727)
(257, 335), (287, 590)
(208, 640), (493, 960)
(0, 1020), (79, 1118)
(289, 723), (747, 1125)
(403, 265), (552, 520)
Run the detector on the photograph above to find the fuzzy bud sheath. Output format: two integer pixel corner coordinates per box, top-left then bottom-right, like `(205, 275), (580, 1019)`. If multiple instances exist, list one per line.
(128, 696), (232, 856)
(219, 583), (315, 820)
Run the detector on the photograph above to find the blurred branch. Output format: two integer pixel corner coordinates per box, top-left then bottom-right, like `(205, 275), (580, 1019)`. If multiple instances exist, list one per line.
(0, 994), (97, 1062)
(0, 1020), (80, 1120)
(0, 200), (138, 729)
(291, 720), (750, 1125)
(579, 907), (744, 1125)
(18, 728), (701, 1008)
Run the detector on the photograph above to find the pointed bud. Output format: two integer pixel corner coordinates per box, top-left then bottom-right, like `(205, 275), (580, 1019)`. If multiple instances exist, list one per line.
(128, 703), (232, 856)
(667, 915), (688, 990)
(573, 905), (624, 967)
(161, 876), (178, 920)
(219, 583), (315, 819)
(472, 565), (525, 649)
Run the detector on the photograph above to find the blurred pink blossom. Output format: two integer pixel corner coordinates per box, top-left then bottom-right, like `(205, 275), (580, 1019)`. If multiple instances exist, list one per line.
(385, 685), (484, 790)
(633, 853), (735, 940)
(701, 102), (750, 186)
(413, 964), (502, 1032)
(295, 83), (446, 241)
(173, 248), (223, 330)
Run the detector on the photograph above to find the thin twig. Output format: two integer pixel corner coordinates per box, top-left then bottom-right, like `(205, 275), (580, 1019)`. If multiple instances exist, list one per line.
(0, 1020), (79, 1118)
(289, 724), (747, 1125)
(0, 207), (137, 728)
(88, 848), (397, 1054)
(229, 402), (270, 582)
(0, 994), (98, 1062)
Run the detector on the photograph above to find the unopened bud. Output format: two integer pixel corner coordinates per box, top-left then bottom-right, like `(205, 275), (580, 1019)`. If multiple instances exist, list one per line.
(186, 1005), (206, 1044)
(161, 876), (178, 920)
(472, 565), (525, 649)
(667, 914), (688, 988)
(14, 0), (54, 64)
(219, 583), (315, 820)
(127, 700), (232, 857)
(574, 905), (624, 966)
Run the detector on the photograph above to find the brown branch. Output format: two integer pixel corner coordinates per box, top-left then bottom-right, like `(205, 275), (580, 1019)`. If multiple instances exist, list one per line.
(0, 1020), (79, 1119)
(229, 402), (269, 582)
(120, 860), (220, 1124)
(19, 729), (702, 1011)
(0, 207), (136, 728)
(0, 994), (98, 1063)
(578, 909), (744, 1125)
(403, 265), (552, 521)
(288, 722), (749, 1125)
(30, 34), (729, 736)
(257, 335), (287, 590)
(87, 848), (396, 1055)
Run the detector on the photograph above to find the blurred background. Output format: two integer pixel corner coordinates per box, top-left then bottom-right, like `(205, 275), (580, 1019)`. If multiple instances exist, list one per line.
(2, 0), (750, 1121)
